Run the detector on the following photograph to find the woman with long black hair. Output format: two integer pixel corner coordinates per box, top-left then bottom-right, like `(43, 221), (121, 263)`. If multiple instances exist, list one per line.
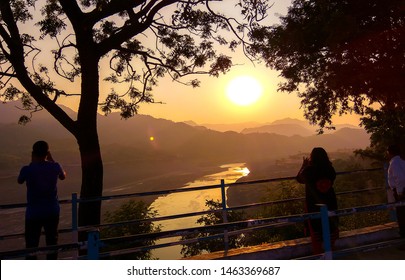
(296, 147), (339, 255)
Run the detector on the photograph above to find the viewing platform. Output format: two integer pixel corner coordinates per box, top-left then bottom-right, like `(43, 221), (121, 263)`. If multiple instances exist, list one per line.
(185, 222), (405, 260)
(2, 168), (405, 260)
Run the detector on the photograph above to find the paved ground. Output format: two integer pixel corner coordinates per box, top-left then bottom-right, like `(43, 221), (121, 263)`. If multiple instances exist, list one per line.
(335, 241), (405, 260)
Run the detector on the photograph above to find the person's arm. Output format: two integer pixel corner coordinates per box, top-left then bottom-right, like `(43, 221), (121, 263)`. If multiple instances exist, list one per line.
(17, 167), (27, 184)
(46, 151), (55, 162)
(388, 162), (398, 192)
(48, 151), (66, 180)
(395, 161), (405, 196)
(59, 167), (66, 180)
(296, 157), (310, 184)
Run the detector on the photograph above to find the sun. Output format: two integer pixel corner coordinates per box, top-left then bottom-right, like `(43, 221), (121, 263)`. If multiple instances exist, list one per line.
(226, 76), (263, 106)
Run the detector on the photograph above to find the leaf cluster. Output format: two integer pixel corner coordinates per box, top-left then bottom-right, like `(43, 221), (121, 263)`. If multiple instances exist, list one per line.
(0, 0), (271, 121)
(355, 105), (405, 161)
(250, 0), (405, 130)
(180, 199), (245, 257)
(101, 199), (161, 260)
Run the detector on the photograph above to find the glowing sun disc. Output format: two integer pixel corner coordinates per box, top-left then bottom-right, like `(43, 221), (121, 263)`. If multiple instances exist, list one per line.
(226, 76), (263, 106)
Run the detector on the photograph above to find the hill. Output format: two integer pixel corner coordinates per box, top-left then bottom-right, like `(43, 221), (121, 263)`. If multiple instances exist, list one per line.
(240, 118), (361, 136)
(241, 123), (314, 136)
(0, 101), (370, 170)
(197, 122), (263, 133)
(0, 101), (370, 205)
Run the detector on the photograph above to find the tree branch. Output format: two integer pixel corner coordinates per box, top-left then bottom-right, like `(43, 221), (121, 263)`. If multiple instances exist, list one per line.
(97, 0), (179, 56)
(0, 0), (76, 134)
(57, 0), (85, 30)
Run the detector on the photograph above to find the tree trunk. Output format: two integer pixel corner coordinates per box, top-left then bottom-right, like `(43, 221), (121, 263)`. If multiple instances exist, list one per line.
(75, 39), (103, 237)
(77, 128), (103, 229)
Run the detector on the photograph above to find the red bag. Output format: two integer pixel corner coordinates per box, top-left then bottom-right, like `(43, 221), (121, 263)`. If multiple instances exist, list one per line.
(316, 178), (332, 193)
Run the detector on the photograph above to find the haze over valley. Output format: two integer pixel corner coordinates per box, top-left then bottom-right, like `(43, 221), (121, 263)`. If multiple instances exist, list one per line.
(0, 101), (370, 207)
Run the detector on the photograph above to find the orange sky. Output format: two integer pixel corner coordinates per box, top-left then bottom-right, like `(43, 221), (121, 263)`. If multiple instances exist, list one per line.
(139, 1), (362, 126)
(123, 1), (361, 127)
(18, 1), (362, 127)
(136, 62), (362, 126)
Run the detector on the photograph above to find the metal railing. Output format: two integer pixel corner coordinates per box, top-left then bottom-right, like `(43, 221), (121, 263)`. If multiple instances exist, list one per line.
(1, 167), (399, 260)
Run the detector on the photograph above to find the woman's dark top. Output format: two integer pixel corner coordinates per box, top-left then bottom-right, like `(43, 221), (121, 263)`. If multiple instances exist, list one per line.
(296, 164), (338, 233)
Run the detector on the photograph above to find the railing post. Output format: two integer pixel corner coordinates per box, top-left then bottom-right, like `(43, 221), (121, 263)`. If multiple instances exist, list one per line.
(320, 204), (332, 260)
(71, 193), (78, 259)
(87, 230), (100, 260)
(220, 179), (229, 253)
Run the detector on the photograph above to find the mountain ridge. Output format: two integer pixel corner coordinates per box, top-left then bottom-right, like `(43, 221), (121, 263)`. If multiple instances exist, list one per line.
(0, 101), (370, 207)
(0, 101), (370, 169)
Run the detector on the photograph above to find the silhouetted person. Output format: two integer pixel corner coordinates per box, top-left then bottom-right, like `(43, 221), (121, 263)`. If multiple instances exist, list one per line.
(18, 141), (66, 259)
(387, 144), (405, 238)
(296, 147), (339, 255)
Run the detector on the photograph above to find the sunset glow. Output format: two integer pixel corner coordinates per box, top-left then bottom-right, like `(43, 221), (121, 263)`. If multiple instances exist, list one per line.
(226, 76), (263, 106)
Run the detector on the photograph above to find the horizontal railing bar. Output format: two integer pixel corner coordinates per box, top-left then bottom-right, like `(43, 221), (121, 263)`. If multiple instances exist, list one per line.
(98, 209), (220, 230)
(100, 211), (321, 247)
(297, 237), (405, 260)
(0, 186), (386, 241)
(0, 242), (82, 260)
(99, 200), (405, 249)
(332, 238), (405, 259)
(100, 221), (295, 258)
(227, 187), (384, 212)
(0, 167), (388, 260)
(229, 167), (382, 187)
(0, 198), (74, 210)
(332, 201), (405, 217)
(0, 226), (78, 241)
(2, 200), (401, 259)
(0, 168), (383, 210)
(75, 186), (387, 233)
(98, 200), (403, 257)
(101, 230), (230, 258)
(78, 184), (225, 204)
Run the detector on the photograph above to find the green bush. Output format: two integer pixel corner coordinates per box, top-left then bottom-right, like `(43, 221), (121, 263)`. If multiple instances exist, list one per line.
(100, 200), (161, 259)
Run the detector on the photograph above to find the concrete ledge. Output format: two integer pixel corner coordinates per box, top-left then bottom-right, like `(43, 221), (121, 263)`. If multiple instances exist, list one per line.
(184, 222), (401, 260)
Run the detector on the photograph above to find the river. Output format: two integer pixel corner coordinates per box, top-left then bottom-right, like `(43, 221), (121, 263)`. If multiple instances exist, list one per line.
(150, 163), (250, 259)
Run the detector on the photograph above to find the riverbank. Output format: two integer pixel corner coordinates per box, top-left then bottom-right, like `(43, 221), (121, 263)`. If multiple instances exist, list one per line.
(0, 159), (227, 253)
(226, 158), (302, 208)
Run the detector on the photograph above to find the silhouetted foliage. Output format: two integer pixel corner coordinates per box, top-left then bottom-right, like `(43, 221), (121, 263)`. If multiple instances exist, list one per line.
(180, 199), (245, 257)
(180, 156), (390, 256)
(250, 0), (405, 131)
(0, 0), (270, 229)
(355, 106), (405, 161)
(246, 181), (306, 244)
(101, 200), (161, 260)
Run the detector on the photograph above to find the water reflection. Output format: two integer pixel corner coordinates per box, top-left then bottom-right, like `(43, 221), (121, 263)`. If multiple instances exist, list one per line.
(150, 163), (249, 259)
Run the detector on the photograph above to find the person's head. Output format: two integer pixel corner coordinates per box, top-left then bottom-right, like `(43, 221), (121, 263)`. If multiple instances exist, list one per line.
(310, 147), (331, 166)
(32, 140), (49, 160)
(387, 144), (401, 159)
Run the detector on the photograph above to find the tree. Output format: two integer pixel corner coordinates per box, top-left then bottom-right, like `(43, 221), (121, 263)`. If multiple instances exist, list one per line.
(355, 106), (405, 161)
(101, 200), (161, 259)
(0, 1), (270, 230)
(180, 199), (245, 257)
(250, 0), (405, 131)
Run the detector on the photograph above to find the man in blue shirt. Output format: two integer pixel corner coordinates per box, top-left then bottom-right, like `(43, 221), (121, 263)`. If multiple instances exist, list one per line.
(18, 141), (66, 259)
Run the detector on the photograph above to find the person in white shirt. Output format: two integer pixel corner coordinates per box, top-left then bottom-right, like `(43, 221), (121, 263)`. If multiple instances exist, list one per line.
(387, 144), (405, 237)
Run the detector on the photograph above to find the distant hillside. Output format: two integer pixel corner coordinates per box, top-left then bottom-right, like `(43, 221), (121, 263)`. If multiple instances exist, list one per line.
(197, 122), (263, 133)
(192, 117), (361, 137)
(0, 100), (77, 124)
(240, 118), (361, 136)
(241, 123), (315, 136)
(0, 101), (370, 172)
(0, 101), (371, 207)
